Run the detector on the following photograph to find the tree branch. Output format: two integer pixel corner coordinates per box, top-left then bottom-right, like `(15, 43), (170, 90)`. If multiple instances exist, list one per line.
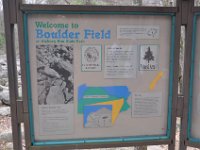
(64, 0), (70, 5)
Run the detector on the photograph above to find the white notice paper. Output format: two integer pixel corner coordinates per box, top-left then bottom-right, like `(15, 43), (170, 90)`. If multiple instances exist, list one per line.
(104, 45), (137, 78)
(117, 25), (160, 40)
(39, 104), (74, 136)
(139, 45), (159, 71)
(81, 45), (102, 72)
(132, 93), (162, 117)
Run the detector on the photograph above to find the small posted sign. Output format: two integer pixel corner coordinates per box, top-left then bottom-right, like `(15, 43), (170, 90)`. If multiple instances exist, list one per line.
(139, 45), (159, 71)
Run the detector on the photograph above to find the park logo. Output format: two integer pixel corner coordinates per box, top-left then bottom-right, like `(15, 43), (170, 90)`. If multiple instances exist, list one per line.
(81, 45), (102, 72)
(139, 45), (159, 71)
(84, 47), (99, 63)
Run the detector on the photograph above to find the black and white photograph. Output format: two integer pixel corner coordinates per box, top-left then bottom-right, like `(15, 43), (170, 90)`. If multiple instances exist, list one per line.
(36, 45), (74, 105)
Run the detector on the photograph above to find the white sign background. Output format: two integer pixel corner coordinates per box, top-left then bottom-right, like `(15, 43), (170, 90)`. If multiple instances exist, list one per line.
(27, 14), (172, 141)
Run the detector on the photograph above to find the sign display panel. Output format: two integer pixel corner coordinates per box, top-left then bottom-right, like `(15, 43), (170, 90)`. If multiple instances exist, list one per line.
(188, 15), (200, 143)
(24, 12), (175, 145)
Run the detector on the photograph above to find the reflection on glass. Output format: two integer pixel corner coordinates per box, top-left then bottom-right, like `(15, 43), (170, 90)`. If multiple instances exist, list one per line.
(23, 0), (176, 7)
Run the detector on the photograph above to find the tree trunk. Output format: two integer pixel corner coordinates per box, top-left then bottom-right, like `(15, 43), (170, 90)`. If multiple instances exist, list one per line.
(138, 0), (142, 6)
(85, 0), (92, 5)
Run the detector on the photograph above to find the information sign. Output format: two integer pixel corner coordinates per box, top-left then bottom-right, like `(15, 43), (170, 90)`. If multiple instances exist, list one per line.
(23, 12), (175, 146)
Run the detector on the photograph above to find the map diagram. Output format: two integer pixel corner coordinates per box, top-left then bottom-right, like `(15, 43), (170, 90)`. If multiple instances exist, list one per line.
(79, 85), (130, 128)
(84, 105), (112, 128)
